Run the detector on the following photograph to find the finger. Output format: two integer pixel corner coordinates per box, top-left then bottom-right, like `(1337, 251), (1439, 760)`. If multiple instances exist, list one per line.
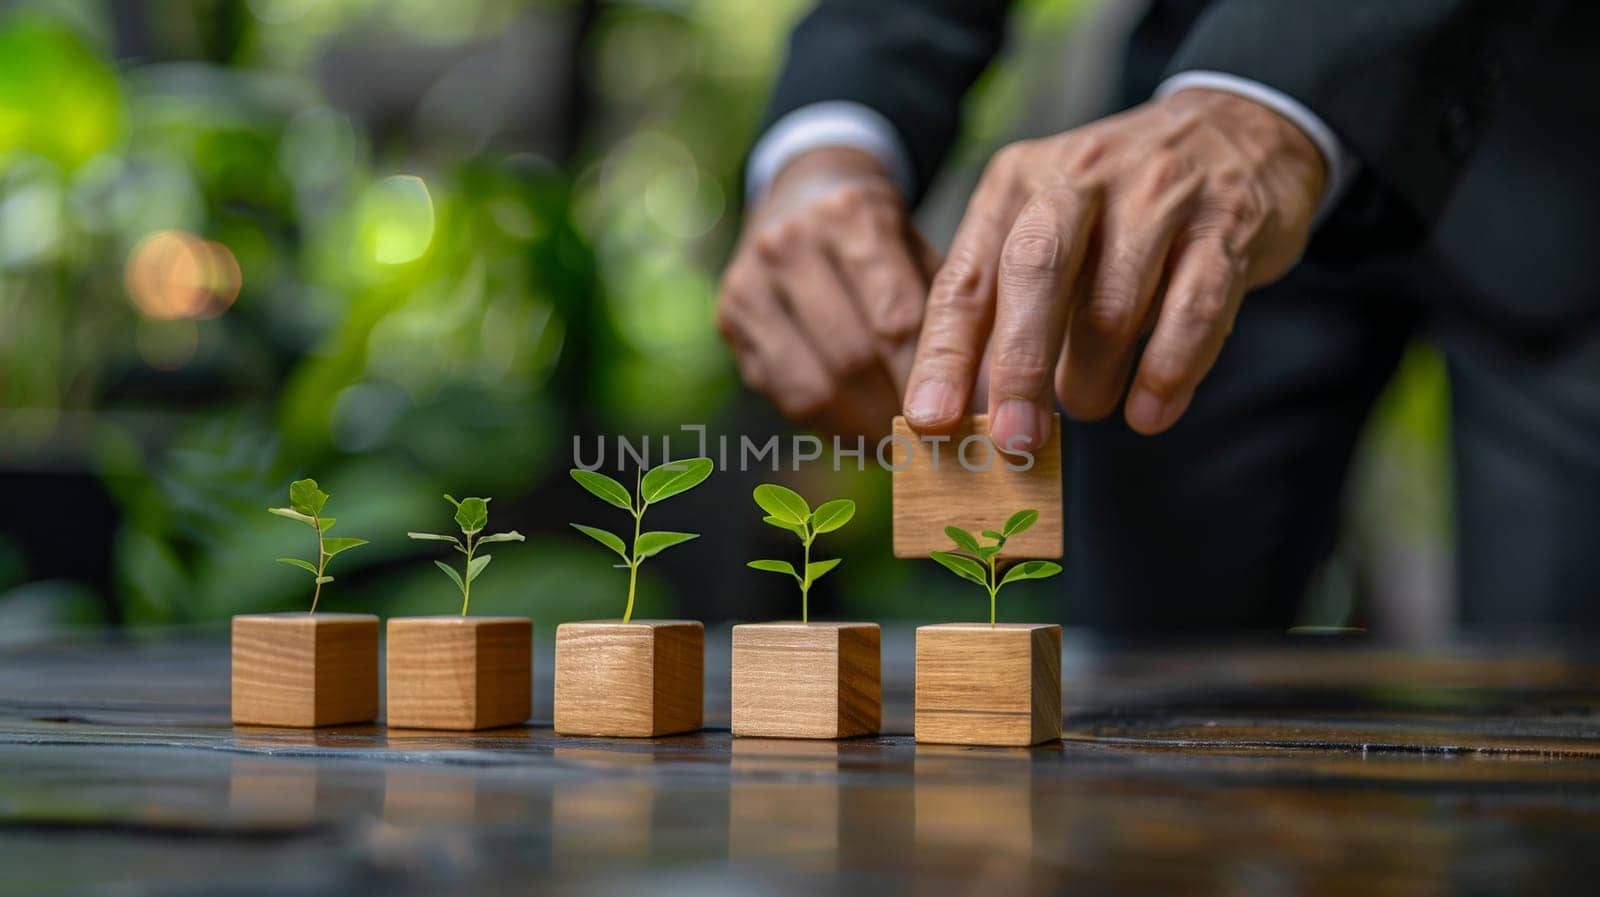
(827, 222), (926, 393)
(1057, 170), (1197, 420)
(1124, 235), (1246, 435)
(904, 148), (1028, 432)
(763, 240), (880, 382)
(986, 185), (1097, 454)
(720, 275), (840, 422)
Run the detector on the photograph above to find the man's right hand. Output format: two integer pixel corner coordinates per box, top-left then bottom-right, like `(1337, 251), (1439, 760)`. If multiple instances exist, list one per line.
(717, 146), (934, 440)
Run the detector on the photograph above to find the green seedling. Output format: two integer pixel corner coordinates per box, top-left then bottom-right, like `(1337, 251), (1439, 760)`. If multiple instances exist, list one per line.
(268, 478), (368, 614)
(929, 509), (1062, 625)
(747, 484), (854, 623)
(569, 458), (713, 623)
(408, 495), (525, 616)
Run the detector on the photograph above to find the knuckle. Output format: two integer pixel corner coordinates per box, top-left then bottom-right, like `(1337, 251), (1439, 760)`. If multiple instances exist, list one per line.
(777, 379), (835, 421)
(989, 352), (1054, 391)
(1000, 226), (1064, 278)
(1136, 150), (1192, 197)
(1139, 356), (1190, 400)
(931, 256), (988, 310)
(1076, 295), (1138, 341)
(754, 220), (803, 260)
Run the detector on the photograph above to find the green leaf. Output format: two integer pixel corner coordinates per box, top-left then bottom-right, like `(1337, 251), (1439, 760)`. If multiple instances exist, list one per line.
(408, 532), (461, 544)
(315, 576), (334, 585)
(477, 531), (525, 545)
(748, 559), (799, 579)
(275, 557), (318, 576)
(977, 545), (1002, 561)
(466, 554), (492, 583)
(1002, 509), (1039, 537)
(981, 530), (1005, 541)
(450, 496), (490, 534)
(761, 515), (808, 539)
(641, 458), (714, 503)
(944, 525), (980, 554)
(288, 479), (328, 517)
(571, 523), (627, 560)
(752, 483), (809, 525)
(929, 551), (988, 588)
(805, 557), (841, 585)
(811, 499), (855, 534)
(322, 537), (367, 557)
(570, 469), (633, 511)
(268, 506), (315, 525)
(434, 560), (465, 595)
(318, 517), (336, 532)
(999, 560), (1063, 587)
(636, 530), (698, 559)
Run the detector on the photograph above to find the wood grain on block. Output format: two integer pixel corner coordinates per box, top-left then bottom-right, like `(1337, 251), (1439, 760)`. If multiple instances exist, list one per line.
(385, 616), (531, 731)
(553, 620), (703, 737)
(731, 622), (881, 739)
(914, 623), (1061, 747)
(231, 613), (378, 727)
(890, 414), (1062, 559)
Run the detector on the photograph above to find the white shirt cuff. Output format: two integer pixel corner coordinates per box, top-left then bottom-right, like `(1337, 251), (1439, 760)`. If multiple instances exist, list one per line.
(745, 100), (916, 203)
(1155, 70), (1358, 225)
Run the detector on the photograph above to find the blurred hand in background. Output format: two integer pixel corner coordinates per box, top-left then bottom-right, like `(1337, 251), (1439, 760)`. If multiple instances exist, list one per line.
(717, 146), (938, 441)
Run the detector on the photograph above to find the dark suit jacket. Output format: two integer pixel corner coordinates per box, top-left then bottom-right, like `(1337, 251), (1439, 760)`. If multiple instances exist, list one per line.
(763, 0), (1596, 327)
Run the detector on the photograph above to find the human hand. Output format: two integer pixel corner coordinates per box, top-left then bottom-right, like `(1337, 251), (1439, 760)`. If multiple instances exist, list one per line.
(717, 146), (937, 440)
(903, 88), (1327, 446)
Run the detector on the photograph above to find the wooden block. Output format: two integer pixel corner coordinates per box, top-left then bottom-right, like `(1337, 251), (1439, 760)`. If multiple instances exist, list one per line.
(914, 623), (1061, 746)
(231, 613), (378, 727)
(553, 620), (703, 737)
(385, 616), (531, 731)
(731, 622), (880, 739)
(890, 414), (1062, 558)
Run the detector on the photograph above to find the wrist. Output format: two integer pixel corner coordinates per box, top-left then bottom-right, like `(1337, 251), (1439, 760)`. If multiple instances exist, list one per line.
(1163, 88), (1326, 198)
(769, 146), (899, 196)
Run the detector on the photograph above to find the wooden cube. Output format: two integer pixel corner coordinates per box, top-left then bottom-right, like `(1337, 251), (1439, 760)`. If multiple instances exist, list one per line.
(890, 414), (1062, 558)
(385, 616), (531, 731)
(731, 622), (880, 739)
(914, 623), (1061, 746)
(231, 613), (378, 727)
(553, 620), (703, 737)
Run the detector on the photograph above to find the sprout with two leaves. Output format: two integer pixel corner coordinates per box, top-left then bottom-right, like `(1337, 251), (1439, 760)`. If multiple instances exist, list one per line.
(269, 478), (368, 614)
(569, 458), (714, 623)
(408, 495), (526, 616)
(746, 484), (855, 623)
(929, 509), (1062, 625)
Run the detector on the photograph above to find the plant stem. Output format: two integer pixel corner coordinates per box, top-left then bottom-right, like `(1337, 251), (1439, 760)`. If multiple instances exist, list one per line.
(624, 468), (643, 624)
(987, 552), (998, 626)
(801, 529), (812, 624)
(460, 533), (475, 616)
(310, 519), (327, 615)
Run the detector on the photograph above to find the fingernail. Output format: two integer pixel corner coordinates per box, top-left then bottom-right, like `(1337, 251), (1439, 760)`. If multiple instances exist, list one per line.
(1126, 390), (1167, 433)
(906, 378), (958, 425)
(991, 399), (1042, 454)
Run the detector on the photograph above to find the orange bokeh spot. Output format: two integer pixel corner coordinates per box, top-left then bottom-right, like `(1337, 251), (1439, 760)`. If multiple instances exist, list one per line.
(124, 230), (242, 320)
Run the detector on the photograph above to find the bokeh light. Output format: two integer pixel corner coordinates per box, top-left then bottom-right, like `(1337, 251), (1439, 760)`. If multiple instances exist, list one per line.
(358, 174), (435, 265)
(124, 229), (242, 320)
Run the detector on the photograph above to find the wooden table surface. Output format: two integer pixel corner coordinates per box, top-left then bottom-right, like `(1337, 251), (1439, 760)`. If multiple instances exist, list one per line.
(2, 625), (1599, 895)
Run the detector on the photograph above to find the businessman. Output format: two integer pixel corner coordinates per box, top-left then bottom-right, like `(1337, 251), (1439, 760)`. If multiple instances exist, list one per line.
(717, 1), (1600, 630)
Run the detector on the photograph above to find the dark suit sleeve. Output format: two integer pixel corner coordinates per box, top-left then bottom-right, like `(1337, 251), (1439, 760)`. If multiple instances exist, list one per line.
(763, 0), (1010, 205)
(1165, 0), (1558, 237)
